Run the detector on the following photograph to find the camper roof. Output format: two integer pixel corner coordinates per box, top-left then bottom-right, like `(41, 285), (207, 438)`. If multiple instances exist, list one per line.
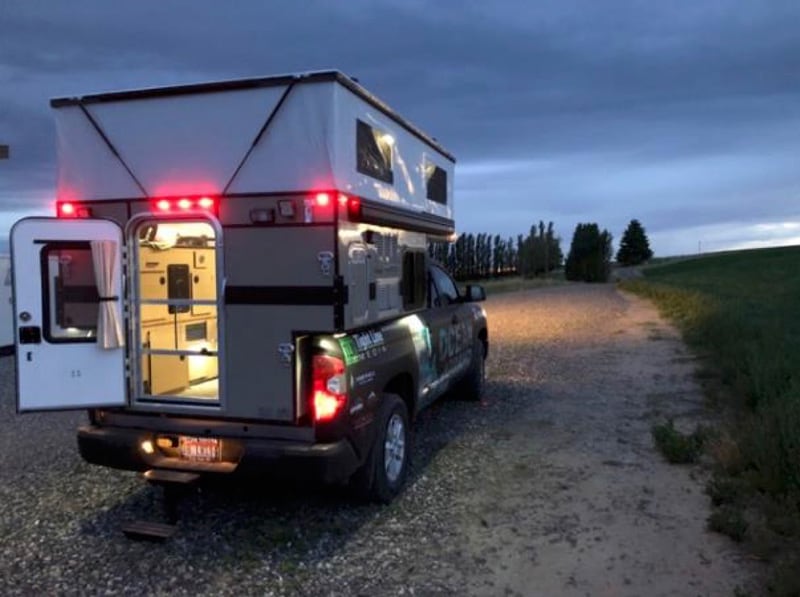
(50, 70), (454, 162)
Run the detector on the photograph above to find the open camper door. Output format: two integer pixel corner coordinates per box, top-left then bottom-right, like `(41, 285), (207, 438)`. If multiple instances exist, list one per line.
(11, 218), (126, 411)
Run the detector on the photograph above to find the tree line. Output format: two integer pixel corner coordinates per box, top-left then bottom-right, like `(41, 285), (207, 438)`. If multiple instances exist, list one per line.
(429, 218), (653, 283)
(428, 220), (564, 281)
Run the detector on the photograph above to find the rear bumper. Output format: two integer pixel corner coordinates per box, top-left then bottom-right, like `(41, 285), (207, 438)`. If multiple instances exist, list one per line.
(77, 425), (360, 484)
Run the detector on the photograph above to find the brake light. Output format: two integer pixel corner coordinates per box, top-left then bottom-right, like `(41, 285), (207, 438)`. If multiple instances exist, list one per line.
(151, 196), (218, 214)
(315, 192), (330, 207)
(311, 354), (347, 422)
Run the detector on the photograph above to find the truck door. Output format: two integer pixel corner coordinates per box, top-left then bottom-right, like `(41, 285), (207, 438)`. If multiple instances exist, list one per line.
(427, 264), (473, 383)
(11, 217), (126, 411)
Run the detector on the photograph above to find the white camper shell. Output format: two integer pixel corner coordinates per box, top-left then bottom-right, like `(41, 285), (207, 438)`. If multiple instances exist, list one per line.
(12, 71), (455, 423)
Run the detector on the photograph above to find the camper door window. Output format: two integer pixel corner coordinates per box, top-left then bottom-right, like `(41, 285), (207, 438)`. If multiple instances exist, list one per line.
(40, 243), (99, 342)
(357, 119), (394, 184)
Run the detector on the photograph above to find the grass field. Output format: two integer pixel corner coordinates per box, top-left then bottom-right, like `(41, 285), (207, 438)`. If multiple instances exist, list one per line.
(622, 245), (800, 594)
(463, 272), (566, 296)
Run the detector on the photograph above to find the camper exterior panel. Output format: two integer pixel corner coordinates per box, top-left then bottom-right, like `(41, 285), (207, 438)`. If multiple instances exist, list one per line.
(338, 221), (428, 330)
(223, 226), (336, 288)
(331, 83), (454, 222)
(55, 86), (288, 199)
(226, 82), (337, 195)
(223, 305), (331, 421)
(54, 106), (146, 201)
(50, 72), (453, 228)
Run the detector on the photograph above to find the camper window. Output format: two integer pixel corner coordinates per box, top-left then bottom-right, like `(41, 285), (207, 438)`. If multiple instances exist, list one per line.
(402, 250), (426, 310)
(40, 243), (98, 342)
(425, 161), (447, 205)
(357, 119), (394, 184)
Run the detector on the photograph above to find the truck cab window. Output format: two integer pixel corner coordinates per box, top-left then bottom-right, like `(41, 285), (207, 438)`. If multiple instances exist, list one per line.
(430, 265), (459, 306)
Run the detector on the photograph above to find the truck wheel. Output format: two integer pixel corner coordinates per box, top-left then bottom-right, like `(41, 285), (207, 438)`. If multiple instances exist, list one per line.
(351, 393), (411, 503)
(456, 339), (486, 401)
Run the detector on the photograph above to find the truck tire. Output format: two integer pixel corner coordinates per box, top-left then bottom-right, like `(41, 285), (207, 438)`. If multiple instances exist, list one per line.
(455, 339), (485, 401)
(351, 393), (411, 503)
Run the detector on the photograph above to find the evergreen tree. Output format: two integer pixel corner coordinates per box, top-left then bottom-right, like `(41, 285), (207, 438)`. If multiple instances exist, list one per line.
(616, 219), (653, 265)
(565, 223), (613, 282)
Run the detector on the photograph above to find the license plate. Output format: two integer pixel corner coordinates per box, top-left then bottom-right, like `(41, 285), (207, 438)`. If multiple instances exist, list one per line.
(179, 436), (221, 462)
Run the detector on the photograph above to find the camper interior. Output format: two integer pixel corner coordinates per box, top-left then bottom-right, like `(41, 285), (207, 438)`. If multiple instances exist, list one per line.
(133, 219), (220, 403)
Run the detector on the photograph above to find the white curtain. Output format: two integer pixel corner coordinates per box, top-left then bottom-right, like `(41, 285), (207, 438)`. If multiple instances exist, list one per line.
(90, 240), (125, 349)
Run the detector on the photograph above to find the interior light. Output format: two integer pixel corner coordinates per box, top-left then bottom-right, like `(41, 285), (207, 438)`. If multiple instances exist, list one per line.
(156, 199), (171, 211)
(177, 198), (192, 210)
(315, 192), (330, 207)
(380, 133), (395, 146)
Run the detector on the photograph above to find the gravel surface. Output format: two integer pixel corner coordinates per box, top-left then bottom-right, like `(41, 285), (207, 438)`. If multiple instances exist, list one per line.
(0, 284), (762, 595)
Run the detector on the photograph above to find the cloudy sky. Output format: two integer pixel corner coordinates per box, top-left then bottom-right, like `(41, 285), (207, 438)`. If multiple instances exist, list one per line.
(1, 0), (799, 256)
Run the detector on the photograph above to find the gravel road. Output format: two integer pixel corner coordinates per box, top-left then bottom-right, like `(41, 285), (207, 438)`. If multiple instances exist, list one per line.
(0, 284), (761, 595)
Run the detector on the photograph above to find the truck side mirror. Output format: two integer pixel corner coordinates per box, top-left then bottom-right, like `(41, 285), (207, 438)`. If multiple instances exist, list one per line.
(464, 284), (486, 302)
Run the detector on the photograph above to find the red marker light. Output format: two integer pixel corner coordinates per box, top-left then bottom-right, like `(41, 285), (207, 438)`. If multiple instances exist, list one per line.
(156, 199), (171, 211)
(198, 196), (215, 209)
(177, 198), (192, 210)
(338, 193), (349, 206)
(315, 192), (330, 207)
(347, 196), (361, 220)
(59, 202), (76, 217)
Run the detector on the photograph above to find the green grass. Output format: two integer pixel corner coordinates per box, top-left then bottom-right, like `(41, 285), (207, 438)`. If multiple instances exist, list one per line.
(652, 419), (708, 464)
(463, 273), (566, 296)
(622, 245), (800, 592)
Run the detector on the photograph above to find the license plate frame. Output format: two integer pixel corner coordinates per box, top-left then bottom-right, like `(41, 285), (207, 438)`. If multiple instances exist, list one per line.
(178, 436), (221, 462)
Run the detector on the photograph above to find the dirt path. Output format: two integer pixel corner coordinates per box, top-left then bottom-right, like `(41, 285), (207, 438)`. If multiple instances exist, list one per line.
(458, 284), (760, 595)
(0, 284), (763, 596)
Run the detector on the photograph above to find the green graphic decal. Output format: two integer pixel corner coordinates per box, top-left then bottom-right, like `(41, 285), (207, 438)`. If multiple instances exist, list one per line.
(339, 336), (361, 366)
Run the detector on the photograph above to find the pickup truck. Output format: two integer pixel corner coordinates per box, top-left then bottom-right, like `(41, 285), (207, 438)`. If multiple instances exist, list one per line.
(77, 261), (487, 503)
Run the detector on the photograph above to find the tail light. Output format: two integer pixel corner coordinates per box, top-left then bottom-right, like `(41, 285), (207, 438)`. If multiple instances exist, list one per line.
(311, 354), (347, 422)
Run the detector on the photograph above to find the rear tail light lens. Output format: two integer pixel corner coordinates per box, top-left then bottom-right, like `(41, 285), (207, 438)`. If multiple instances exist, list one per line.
(311, 354), (347, 422)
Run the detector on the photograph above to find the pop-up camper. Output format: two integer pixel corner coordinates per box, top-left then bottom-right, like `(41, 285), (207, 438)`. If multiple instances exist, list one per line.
(11, 71), (487, 534)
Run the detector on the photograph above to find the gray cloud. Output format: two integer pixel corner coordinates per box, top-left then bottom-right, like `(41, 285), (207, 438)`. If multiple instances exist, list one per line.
(2, 0), (800, 254)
